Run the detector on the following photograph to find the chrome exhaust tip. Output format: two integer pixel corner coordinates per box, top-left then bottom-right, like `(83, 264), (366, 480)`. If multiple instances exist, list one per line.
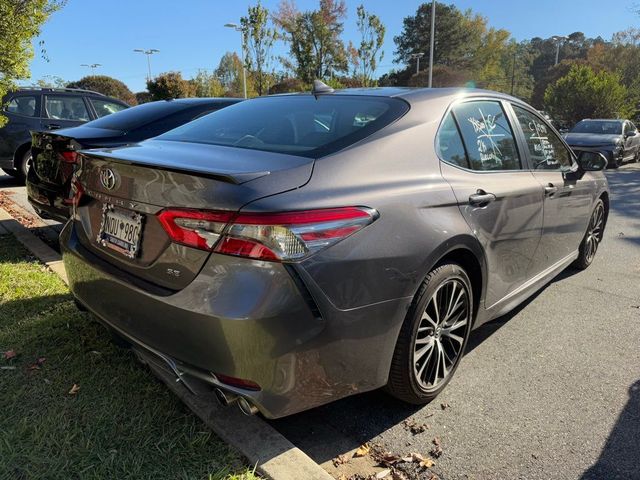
(214, 388), (239, 406)
(238, 397), (259, 416)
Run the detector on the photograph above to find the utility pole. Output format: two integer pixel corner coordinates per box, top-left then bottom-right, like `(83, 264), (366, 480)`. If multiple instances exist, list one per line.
(510, 49), (517, 96)
(428, 0), (436, 88)
(133, 49), (160, 83)
(224, 23), (248, 99)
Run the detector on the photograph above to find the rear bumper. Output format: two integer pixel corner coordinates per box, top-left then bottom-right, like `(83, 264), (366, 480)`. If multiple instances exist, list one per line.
(25, 175), (70, 222)
(60, 221), (409, 418)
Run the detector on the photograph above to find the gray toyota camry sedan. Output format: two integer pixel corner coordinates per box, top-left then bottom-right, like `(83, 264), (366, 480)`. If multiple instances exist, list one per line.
(61, 86), (609, 418)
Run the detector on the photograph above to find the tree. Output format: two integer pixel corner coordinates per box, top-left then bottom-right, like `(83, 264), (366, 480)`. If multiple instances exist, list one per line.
(66, 75), (137, 105)
(241, 1), (277, 95)
(394, 2), (484, 69)
(135, 91), (152, 104)
(190, 69), (225, 97)
(214, 52), (256, 97)
(349, 4), (385, 87)
(35, 75), (66, 88)
(544, 65), (633, 125)
(146, 72), (195, 100)
(274, 0), (348, 84)
(0, 0), (64, 126)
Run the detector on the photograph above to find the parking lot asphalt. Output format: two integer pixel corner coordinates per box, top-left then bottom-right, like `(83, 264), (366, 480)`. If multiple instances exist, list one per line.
(2, 165), (638, 480)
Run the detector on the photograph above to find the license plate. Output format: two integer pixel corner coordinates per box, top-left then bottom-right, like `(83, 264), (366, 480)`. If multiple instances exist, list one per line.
(97, 204), (144, 258)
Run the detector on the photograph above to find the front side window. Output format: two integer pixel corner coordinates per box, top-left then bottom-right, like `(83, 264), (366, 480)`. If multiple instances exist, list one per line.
(436, 112), (469, 169)
(90, 98), (128, 118)
(158, 95), (409, 158)
(44, 95), (90, 121)
(5, 96), (37, 117)
(452, 100), (521, 171)
(513, 105), (572, 171)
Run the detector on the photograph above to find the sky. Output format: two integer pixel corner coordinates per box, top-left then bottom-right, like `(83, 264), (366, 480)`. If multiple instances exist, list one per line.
(26, 0), (639, 93)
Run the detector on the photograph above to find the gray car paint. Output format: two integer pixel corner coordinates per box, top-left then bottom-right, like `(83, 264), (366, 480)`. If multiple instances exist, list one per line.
(61, 88), (609, 418)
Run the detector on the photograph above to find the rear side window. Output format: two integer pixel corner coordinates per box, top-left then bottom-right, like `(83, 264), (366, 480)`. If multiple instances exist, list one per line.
(452, 101), (521, 171)
(512, 105), (572, 171)
(85, 101), (195, 131)
(90, 98), (128, 118)
(44, 95), (90, 121)
(130, 105), (224, 139)
(5, 95), (37, 117)
(436, 113), (469, 169)
(158, 95), (409, 158)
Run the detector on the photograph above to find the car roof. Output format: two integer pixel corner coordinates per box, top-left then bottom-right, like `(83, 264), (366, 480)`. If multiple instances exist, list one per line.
(158, 97), (242, 105)
(578, 118), (625, 122)
(270, 86), (526, 106)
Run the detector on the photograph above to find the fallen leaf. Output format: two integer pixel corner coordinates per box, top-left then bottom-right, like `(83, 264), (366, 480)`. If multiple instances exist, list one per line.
(332, 453), (350, 467)
(430, 437), (443, 458)
(391, 471), (408, 480)
(376, 469), (391, 479)
(28, 357), (46, 370)
(354, 444), (371, 457)
(68, 384), (80, 395)
(440, 403), (450, 410)
(3, 350), (17, 360)
(338, 475), (348, 480)
(375, 452), (401, 467)
(409, 452), (435, 468)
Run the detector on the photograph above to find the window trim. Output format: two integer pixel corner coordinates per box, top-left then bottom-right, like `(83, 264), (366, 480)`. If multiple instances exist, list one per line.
(435, 96), (528, 174)
(3, 94), (41, 119)
(506, 101), (577, 172)
(43, 93), (92, 121)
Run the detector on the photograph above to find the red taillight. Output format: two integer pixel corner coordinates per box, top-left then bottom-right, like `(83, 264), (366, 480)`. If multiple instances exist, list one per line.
(59, 150), (78, 164)
(157, 206), (377, 262)
(157, 209), (234, 251)
(67, 176), (84, 207)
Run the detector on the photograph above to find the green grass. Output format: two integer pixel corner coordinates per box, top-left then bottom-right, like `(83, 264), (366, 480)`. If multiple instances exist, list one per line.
(0, 234), (259, 480)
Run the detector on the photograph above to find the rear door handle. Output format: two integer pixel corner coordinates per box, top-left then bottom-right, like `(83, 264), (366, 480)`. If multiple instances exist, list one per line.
(469, 190), (496, 207)
(44, 123), (61, 130)
(544, 184), (558, 197)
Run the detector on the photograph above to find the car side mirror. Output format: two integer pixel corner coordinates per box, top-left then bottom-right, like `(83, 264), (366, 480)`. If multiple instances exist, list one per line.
(577, 150), (608, 171)
(626, 130), (637, 138)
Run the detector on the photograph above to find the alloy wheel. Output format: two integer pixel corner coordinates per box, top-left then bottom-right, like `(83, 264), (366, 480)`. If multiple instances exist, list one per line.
(585, 202), (605, 264)
(413, 278), (470, 391)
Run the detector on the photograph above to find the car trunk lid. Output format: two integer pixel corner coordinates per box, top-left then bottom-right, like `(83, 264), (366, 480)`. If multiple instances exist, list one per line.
(73, 139), (314, 290)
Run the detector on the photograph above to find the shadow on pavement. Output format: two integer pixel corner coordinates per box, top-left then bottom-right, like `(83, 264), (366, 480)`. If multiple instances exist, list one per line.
(580, 379), (640, 480)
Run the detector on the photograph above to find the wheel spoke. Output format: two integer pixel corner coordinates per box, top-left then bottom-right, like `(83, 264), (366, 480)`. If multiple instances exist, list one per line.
(413, 277), (470, 390)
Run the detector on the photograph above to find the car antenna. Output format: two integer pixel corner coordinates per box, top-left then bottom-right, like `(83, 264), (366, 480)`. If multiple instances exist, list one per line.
(311, 79), (334, 98)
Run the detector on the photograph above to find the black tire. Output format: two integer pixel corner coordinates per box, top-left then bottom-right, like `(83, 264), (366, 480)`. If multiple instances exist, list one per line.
(386, 263), (473, 404)
(573, 199), (606, 270)
(18, 149), (32, 180)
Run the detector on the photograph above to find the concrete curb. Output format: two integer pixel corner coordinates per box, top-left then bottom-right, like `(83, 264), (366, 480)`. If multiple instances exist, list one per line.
(0, 208), (67, 284)
(0, 205), (332, 480)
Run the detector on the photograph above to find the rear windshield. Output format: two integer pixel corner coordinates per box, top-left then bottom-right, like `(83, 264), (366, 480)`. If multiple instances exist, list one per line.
(158, 95), (409, 158)
(86, 101), (197, 131)
(571, 120), (622, 135)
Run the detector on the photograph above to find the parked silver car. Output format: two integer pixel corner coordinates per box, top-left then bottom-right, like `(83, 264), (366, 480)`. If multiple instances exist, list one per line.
(61, 86), (609, 418)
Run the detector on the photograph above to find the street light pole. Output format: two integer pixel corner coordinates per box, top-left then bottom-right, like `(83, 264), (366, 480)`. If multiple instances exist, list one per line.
(552, 35), (568, 66)
(133, 49), (160, 83)
(428, 0), (436, 88)
(410, 52), (425, 76)
(80, 63), (102, 74)
(225, 23), (247, 99)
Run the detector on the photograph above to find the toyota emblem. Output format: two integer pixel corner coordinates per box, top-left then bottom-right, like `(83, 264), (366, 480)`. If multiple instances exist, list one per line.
(100, 168), (117, 191)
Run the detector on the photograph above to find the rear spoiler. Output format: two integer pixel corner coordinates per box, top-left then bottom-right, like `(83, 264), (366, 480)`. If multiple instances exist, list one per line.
(78, 148), (271, 185)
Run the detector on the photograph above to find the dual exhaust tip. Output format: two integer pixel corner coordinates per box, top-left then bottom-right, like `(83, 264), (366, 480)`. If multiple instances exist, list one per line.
(214, 388), (259, 416)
